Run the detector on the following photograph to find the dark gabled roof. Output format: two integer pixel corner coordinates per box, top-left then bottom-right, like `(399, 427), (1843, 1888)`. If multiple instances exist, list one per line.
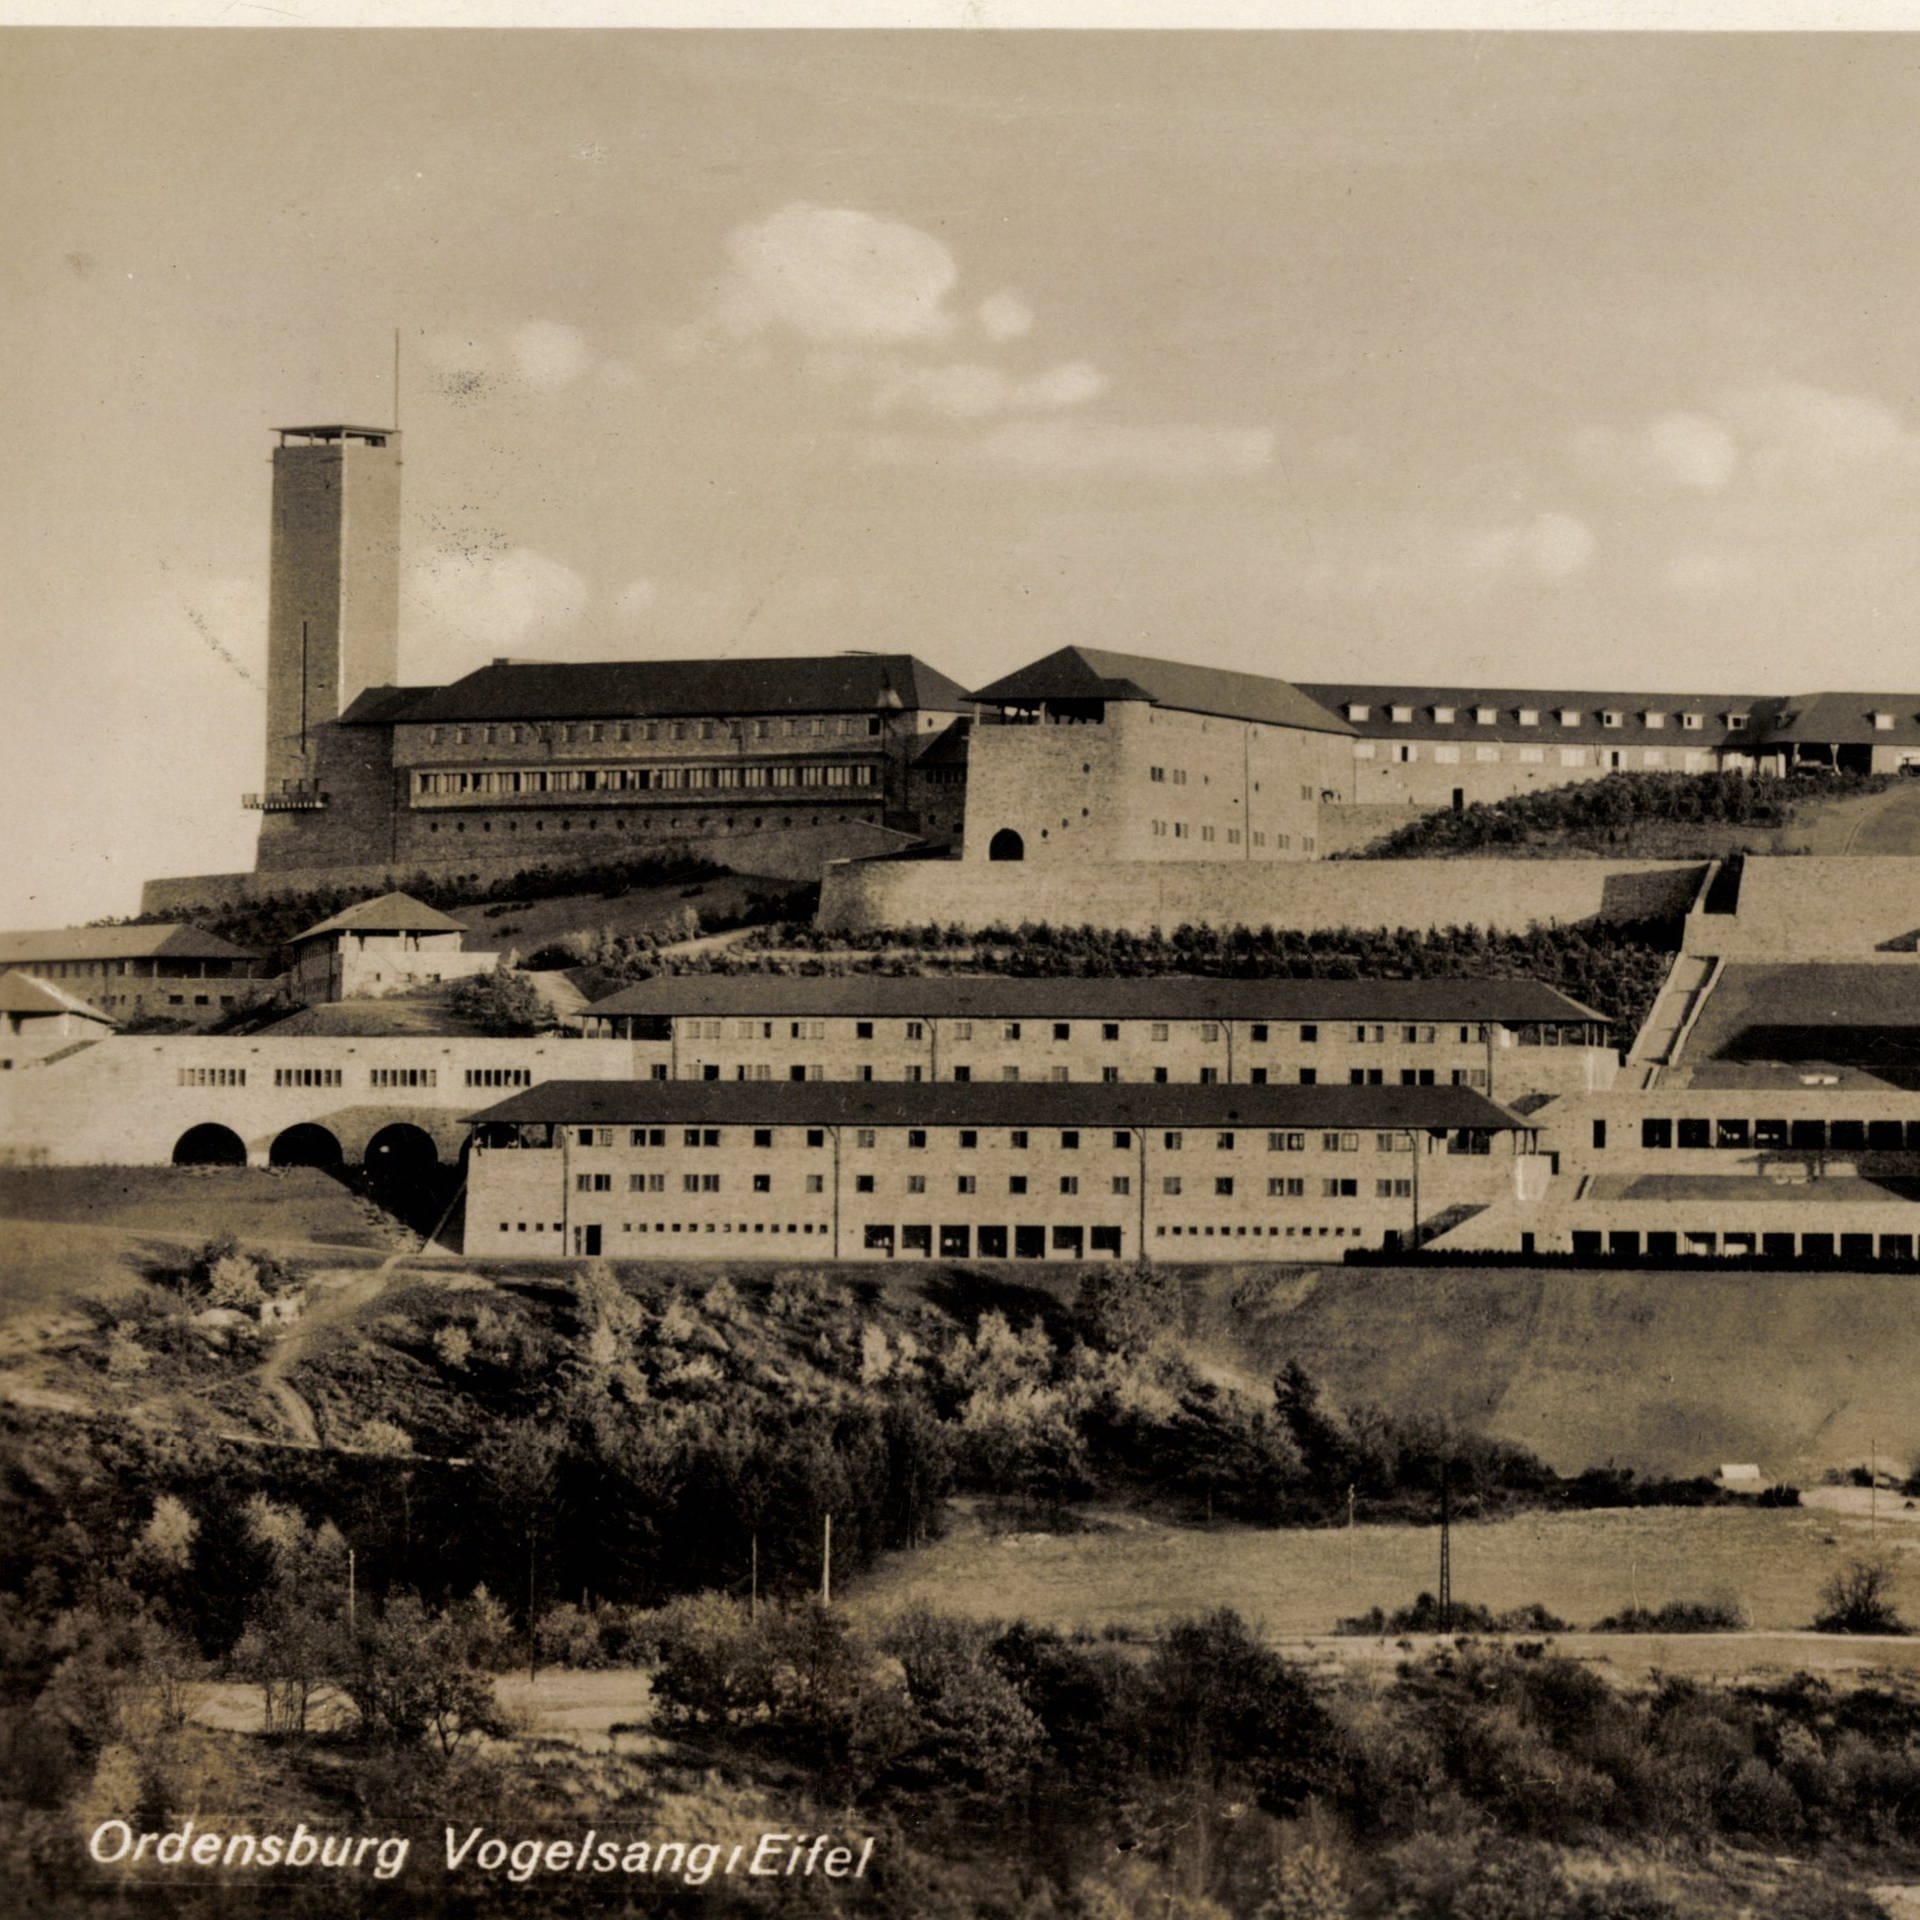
(0, 925), (256, 964)
(0, 970), (113, 1021)
(387, 654), (973, 727)
(912, 716), (972, 769)
(1757, 695), (1920, 747)
(469, 1078), (1526, 1133)
(974, 647), (1353, 737)
(291, 892), (470, 943)
(582, 972), (1607, 1026)
(1296, 683), (1780, 750)
(339, 684), (436, 726)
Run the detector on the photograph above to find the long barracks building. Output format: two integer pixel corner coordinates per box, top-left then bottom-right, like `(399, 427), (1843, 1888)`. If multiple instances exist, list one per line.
(577, 974), (1617, 1103)
(465, 1080), (1538, 1262)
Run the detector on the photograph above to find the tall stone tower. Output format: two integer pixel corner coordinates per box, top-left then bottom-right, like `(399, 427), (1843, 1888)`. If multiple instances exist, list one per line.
(260, 424), (401, 798)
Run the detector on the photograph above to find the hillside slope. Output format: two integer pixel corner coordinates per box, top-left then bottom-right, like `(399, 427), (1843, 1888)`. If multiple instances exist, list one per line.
(1194, 1263), (1918, 1481)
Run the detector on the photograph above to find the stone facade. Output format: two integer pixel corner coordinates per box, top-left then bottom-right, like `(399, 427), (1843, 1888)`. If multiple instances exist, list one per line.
(818, 853), (1707, 938)
(0, 1034), (636, 1168)
(579, 977), (1618, 1106)
(466, 1082), (1536, 1263)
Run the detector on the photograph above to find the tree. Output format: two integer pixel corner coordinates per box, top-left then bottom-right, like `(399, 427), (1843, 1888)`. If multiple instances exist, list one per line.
(337, 1594), (510, 1757)
(448, 964), (545, 1036)
(1813, 1557), (1909, 1635)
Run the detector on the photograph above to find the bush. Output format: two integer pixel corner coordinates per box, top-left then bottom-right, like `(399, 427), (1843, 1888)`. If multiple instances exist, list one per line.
(447, 966), (545, 1036)
(1812, 1557), (1909, 1635)
(1336, 1595), (1568, 1636)
(1590, 1598), (1746, 1633)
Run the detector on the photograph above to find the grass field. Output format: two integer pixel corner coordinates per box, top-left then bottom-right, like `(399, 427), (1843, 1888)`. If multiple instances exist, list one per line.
(848, 1499), (1920, 1645)
(0, 1167), (395, 1320)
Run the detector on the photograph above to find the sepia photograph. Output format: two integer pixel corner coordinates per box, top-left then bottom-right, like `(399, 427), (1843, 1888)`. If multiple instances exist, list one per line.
(8, 7), (1920, 1915)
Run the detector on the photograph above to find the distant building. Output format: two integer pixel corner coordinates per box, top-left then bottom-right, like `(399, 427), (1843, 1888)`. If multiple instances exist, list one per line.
(962, 646), (1353, 866)
(287, 891), (494, 1003)
(242, 425), (974, 882)
(0, 926), (258, 1026)
(0, 971), (114, 1068)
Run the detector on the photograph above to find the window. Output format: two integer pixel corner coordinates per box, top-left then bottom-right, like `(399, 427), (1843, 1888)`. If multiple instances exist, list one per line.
(629, 1172), (665, 1192)
(1642, 1118), (1672, 1149)
(1726, 712), (1749, 731)
(1434, 745), (1460, 764)
(467, 1067), (532, 1088)
(905, 1021), (925, 1040)
(958, 1130), (977, 1149)
(1602, 711), (1623, 728)
(1323, 1131), (1360, 1151)
(752, 1173), (771, 1193)
(856, 1021), (874, 1039)
(1010, 1130), (1029, 1149)
(1003, 1022), (1022, 1041)
(1102, 1022), (1120, 1042)
(1151, 1022), (1170, 1042)
(1052, 1022), (1071, 1041)
(1874, 711), (1896, 731)
(1345, 703), (1370, 722)
(1214, 1176), (1234, 1196)
(1268, 1131), (1304, 1151)
(1678, 1118), (1711, 1149)
(952, 1021), (973, 1041)
(576, 1128), (613, 1148)
(1432, 705), (1456, 724)
(1517, 708), (1539, 727)
(855, 1174), (876, 1193)
(1059, 1175), (1079, 1195)
(907, 1174), (927, 1194)
(908, 1129), (927, 1149)
(1390, 704), (1413, 723)
(1111, 1175), (1132, 1194)
(1164, 1131), (1183, 1150)
(1215, 1131), (1235, 1150)
(753, 1128), (773, 1148)
(575, 1173), (611, 1192)
(1682, 712), (1704, 731)
(1061, 1130), (1080, 1149)
(1475, 706), (1498, 725)
(1376, 1178), (1413, 1198)
(630, 1127), (665, 1147)
(1112, 1129), (1132, 1148)
(1162, 1176), (1183, 1195)
(370, 1067), (436, 1088)
(806, 1129), (826, 1148)
(177, 1066), (246, 1087)
(957, 1175), (977, 1194)
(1518, 746), (1544, 764)
(805, 1173), (825, 1193)
(274, 1067), (342, 1088)
(1009, 1175), (1029, 1195)
(1321, 1178), (1358, 1198)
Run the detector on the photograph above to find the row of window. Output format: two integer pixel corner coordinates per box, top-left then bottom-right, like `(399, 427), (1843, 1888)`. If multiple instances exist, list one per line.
(566, 1125), (1415, 1152)
(1359, 743), (1717, 769)
(1569, 1228), (1920, 1260)
(416, 760), (878, 798)
(423, 810), (875, 836)
(1345, 702), (1729, 731)
(580, 1168), (1409, 1199)
(1634, 1116), (1920, 1152)
(493, 1218), (1386, 1253)
(176, 1066), (532, 1090)
(1148, 820), (1315, 850)
(428, 715), (886, 747)
(678, 1018), (1497, 1045)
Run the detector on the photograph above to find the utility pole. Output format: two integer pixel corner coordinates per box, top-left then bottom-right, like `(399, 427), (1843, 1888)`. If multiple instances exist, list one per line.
(1346, 1484), (1356, 1583)
(347, 1546), (356, 1634)
(1871, 1437), (1878, 1537)
(1438, 1465), (1452, 1633)
(750, 1532), (759, 1624)
(821, 1514), (832, 1607)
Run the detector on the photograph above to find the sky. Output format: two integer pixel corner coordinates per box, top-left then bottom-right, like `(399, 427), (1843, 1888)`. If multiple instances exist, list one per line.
(7, 29), (1920, 925)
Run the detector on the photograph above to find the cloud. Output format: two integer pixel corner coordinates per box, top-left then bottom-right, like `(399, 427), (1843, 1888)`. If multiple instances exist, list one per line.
(1461, 510), (1596, 582)
(404, 545), (591, 664)
(510, 320), (594, 391)
(1572, 412), (1738, 492)
(714, 203), (961, 346)
(868, 357), (1107, 420)
(867, 418), (1274, 481)
(978, 290), (1034, 342)
(1720, 380), (1916, 482)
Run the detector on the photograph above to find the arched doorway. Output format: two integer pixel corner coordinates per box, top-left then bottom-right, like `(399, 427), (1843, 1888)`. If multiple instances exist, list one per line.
(269, 1123), (344, 1170)
(988, 828), (1025, 862)
(364, 1122), (439, 1177)
(172, 1123), (246, 1167)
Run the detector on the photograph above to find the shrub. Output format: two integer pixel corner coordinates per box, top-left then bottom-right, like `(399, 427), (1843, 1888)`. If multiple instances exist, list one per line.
(1812, 1557), (1909, 1635)
(1589, 1598), (1745, 1633)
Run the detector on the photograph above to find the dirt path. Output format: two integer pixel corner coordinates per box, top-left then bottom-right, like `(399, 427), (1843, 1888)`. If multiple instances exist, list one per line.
(256, 1179), (467, 1447)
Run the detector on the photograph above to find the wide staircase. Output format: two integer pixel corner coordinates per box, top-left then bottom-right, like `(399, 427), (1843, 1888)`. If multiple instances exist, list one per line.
(1624, 951), (1721, 1089)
